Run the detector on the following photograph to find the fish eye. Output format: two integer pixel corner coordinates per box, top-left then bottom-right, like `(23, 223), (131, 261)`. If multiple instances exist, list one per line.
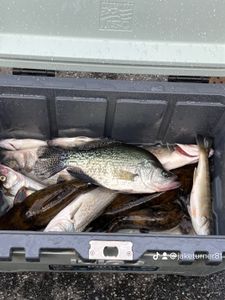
(161, 170), (172, 178)
(0, 175), (6, 182)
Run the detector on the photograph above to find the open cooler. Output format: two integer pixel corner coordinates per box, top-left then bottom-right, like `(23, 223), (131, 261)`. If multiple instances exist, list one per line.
(0, 0), (225, 276)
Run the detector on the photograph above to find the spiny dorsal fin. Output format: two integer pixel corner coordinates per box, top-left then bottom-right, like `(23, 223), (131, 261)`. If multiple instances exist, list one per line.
(67, 138), (120, 151)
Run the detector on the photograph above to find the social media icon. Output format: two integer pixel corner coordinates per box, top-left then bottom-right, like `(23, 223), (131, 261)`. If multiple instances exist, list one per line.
(153, 252), (160, 260)
(169, 252), (177, 260)
(162, 252), (168, 260)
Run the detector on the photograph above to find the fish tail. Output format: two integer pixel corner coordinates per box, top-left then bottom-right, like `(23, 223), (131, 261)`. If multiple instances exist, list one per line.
(33, 146), (66, 179)
(196, 135), (212, 155)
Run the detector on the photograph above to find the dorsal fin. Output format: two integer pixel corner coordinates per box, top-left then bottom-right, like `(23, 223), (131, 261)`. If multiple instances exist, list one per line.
(67, 138), (120, 151)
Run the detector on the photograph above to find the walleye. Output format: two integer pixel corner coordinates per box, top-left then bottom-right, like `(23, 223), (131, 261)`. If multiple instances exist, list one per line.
(0, 180), (90, 230)
(188, 136), (212, 235)
(45, 187), (118, 232)
(0, 164), (45, 209)
(145, 143), (213, 170)
(33, 142), (179, 193)
(0, 138), (47, 151)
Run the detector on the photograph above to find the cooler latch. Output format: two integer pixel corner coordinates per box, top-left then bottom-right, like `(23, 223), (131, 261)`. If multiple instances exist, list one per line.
(89, 240), (133, 261)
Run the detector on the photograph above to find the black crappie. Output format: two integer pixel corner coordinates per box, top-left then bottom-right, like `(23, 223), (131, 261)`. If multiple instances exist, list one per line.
(33, 141), (179, 193)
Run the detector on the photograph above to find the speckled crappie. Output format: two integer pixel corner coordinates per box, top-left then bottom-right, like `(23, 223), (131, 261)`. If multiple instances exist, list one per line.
(33, 141), (179, 193)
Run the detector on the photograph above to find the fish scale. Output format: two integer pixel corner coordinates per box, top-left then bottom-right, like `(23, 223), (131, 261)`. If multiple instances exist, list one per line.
(64, 146), (149, 190)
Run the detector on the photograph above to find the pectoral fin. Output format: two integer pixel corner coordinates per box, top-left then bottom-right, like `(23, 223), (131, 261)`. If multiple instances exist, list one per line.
(67, 167), (99, 186)
(115, 170), (138, 181)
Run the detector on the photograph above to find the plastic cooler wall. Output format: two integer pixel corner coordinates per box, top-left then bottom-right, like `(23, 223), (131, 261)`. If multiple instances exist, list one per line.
(0, 76), (225, 235)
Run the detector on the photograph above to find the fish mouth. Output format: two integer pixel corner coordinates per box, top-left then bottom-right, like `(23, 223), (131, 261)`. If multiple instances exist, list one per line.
(157, 180), (181, 192)
(176, 144), (213, 158)
(176, 144), (199, 158)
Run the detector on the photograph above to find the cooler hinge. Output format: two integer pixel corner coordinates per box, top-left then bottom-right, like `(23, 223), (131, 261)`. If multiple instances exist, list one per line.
(168, 75), (209, 83)
(168, 76), (225, 84)
(12, 68), (55, 77)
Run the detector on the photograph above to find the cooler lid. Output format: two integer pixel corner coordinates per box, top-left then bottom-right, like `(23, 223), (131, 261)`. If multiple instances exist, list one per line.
(0, 0), (225, 76)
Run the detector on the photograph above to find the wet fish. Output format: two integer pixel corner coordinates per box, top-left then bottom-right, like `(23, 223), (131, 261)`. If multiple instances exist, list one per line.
(0, 138), (47, 151)
(0, 180), (90, 230)
(189, 136), (212, 235)
(48, 136), (101, 149)
(0, 164), (45, 209)
(90, 202), (184, 233)
(33, 142), (179, 193)
(45, 187), (118, 232)
(144, 143), (213, 170)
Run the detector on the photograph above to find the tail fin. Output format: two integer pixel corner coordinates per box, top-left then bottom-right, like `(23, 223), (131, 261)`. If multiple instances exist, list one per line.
(196, 135), (213, 155)
(33, 146), (66, 179)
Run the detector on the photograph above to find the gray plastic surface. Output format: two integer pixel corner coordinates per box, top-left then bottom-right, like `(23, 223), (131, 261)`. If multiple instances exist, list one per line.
(0, 75), (225, 275)
(0, 0), (225, 75)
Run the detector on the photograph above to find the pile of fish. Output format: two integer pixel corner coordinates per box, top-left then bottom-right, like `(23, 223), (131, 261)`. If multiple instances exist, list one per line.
(0, 135), (213, 235)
